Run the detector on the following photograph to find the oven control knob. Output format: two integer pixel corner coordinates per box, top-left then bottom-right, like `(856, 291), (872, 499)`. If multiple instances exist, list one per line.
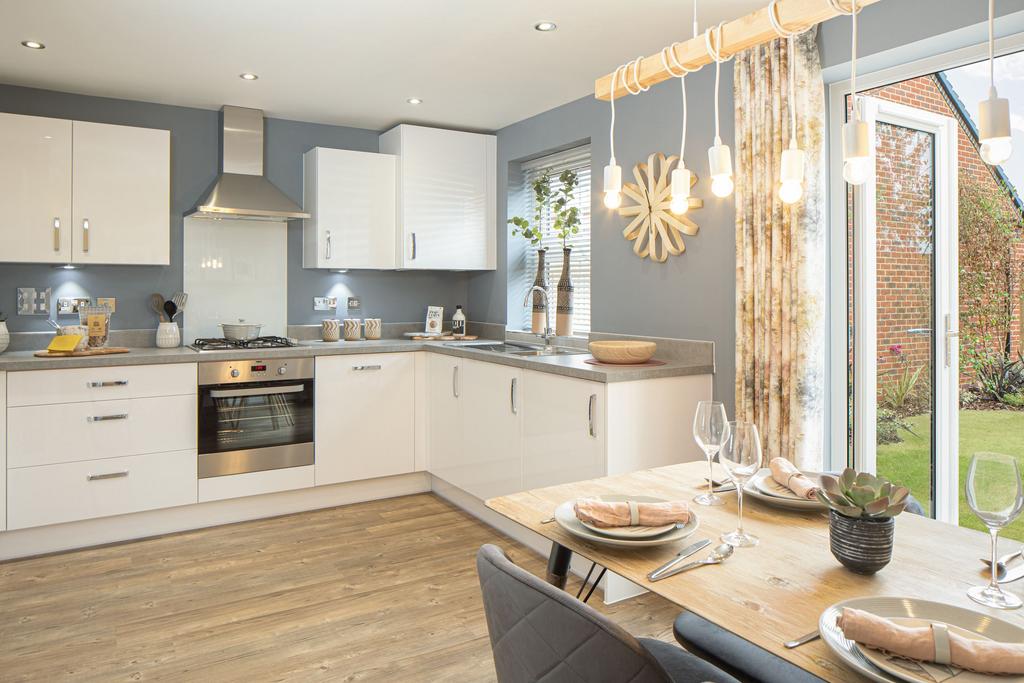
(230, 369), (240, 378)
(277, 367), (287, 375)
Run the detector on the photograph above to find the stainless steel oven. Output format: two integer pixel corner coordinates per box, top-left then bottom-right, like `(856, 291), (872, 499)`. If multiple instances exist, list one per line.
(197, 358), (314, 478)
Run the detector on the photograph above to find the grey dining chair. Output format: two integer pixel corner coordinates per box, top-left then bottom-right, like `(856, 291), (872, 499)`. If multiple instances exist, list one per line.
(476, 544), (739, 683)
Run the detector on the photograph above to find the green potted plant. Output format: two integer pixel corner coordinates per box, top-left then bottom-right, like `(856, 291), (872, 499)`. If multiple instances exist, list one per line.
(816, 468), (910, 574)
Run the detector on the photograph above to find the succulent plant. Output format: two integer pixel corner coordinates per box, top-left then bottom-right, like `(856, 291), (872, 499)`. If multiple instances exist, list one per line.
(816, 468), (910, 519)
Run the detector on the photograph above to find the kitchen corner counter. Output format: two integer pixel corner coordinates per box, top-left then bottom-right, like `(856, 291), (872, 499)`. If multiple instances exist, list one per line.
(0, 339), (714, 382)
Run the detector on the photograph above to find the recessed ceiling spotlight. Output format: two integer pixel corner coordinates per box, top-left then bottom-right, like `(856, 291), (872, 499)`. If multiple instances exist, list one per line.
(406, 97), (423, 105)
(534, 21), (557, 32)
(239, 72), (259, 81)
(21, 40), (45, 49)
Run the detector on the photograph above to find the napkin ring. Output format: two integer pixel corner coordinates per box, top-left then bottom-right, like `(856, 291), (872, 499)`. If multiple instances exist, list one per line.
(785, 472), (804, 488)
(627, 500), (640, 526)
(931, 622), (951, 666)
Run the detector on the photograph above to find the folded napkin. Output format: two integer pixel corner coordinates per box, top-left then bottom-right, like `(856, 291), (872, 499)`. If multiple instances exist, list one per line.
(838, 607), (1024, 675)
(769, 457), (819, 499)
(574, 499), (690, 528)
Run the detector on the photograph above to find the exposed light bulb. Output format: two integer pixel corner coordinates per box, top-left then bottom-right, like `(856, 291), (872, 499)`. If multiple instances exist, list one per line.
(981, 138), (1013, 165)
(603, 161), (622, 210)
(842, 156), (872, 185)
(979, 86), (1012, 164)
(779, 180), (803, 204)
(670, 167), (691, 214)
(842, 119), (872, 186)
(711, 175), (734, 198)
(707, 137), (734, 198)
(670, 196), (689, 214)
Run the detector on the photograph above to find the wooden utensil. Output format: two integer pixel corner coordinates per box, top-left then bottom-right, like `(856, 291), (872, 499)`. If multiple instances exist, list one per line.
(149, 293), (167, 322)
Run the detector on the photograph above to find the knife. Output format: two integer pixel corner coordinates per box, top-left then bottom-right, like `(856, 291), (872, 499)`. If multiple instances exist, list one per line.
(647, 539), (712, 581)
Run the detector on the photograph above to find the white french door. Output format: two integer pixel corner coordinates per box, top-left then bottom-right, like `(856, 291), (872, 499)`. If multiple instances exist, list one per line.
(842, 96), (959, 523)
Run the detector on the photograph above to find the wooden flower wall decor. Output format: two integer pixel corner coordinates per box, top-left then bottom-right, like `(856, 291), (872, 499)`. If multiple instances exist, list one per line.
(619, 152), (702, 262)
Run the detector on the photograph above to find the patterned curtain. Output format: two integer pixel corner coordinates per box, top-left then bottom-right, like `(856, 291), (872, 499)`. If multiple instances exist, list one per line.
(734, 30), (826, 470)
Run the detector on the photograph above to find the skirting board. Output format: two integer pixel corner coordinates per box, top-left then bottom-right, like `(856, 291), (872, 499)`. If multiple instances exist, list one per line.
(430, 475), (645, 605)
(0, 472), (431, 561)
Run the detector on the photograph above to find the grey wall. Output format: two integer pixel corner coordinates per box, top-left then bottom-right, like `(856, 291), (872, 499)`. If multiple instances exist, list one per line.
(469, 63), (738, 411)
(0, 84), (472, 333)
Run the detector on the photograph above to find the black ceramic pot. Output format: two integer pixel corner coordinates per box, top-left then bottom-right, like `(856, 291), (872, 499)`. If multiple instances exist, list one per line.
(828, 510), (894, 574)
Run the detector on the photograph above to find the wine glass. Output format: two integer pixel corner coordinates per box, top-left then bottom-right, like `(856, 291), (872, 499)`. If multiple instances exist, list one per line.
(967, 452), (1024, 609)
(719, 421), (763, 547)
(693, 401), (730, 506)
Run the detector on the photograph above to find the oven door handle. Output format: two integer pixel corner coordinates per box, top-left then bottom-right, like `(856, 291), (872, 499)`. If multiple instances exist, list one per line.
(209, 385), (306, 399)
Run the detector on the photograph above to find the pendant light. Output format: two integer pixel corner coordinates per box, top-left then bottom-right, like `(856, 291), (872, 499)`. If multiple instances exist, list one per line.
(665, 0), (700, 215)
(836, 0), (872, 186)
(603, 65), (625, 209)
(705, 22), (734, 198)
(770, 0), (805, 204)
(979, 0), (1012, 166)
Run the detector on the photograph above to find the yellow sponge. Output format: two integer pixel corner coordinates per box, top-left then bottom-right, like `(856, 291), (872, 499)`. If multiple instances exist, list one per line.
(48, 335), (83, 352)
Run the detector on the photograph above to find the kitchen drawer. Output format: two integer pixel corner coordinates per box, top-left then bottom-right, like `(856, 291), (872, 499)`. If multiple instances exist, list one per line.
(7, 449), (197, 530)
(8, 394), (197, 467)
(7, 362), (196, 406)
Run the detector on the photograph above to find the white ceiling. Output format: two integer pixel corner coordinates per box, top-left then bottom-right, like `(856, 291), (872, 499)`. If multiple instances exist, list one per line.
(0, 0), (765, 132)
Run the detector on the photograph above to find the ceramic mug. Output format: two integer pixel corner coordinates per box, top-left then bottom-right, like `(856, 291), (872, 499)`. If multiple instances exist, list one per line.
(322, 318), (341, 342)
(343, 318), (362, 341)
(58, 324), (90, 351)
(364, 318), (382, 340)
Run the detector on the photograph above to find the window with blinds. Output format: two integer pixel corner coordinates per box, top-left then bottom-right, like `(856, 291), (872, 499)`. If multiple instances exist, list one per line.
(517, 145), (591, 334)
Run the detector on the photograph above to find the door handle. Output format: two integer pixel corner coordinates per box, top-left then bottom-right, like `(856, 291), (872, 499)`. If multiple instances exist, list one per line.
(352, 364), (382, 371)
(588, 394), (597, 437)
(410, 232), (417, 260)
(82, 218), (90, 252)
(87, 413), (128, 422)
(87, 471), (128, 481)
(87, 380), (129, 388)
(511, 377), (518, 415)
(53, 217), (61, 251)
(452, 365), (460, 398)
(944, 313), (959, 368)
(325, 230), (332, 260)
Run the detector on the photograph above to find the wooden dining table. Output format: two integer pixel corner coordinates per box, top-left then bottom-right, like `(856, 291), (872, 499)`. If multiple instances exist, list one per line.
(486, 461), (1024, 682)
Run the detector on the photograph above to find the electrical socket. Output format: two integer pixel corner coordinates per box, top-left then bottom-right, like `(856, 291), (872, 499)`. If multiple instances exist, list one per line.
(17, 288), (51, 315)
(57, 297), (92, 315)
(313, 296), (337, 311)
(347, 296), (361, 310)
(96, 297), (116, 313)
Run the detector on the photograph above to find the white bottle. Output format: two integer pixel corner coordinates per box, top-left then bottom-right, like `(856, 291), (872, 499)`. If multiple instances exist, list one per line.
(452, 305), (467, 338)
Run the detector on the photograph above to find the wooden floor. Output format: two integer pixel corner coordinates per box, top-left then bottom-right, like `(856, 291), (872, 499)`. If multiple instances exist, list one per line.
(0, 493), (680, 682)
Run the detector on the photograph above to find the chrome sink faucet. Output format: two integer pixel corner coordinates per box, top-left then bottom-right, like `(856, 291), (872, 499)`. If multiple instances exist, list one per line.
(523, 286), (555, 350)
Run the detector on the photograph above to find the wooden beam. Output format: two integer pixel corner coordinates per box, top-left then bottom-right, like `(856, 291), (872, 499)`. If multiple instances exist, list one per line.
(594, 0), (883, 101)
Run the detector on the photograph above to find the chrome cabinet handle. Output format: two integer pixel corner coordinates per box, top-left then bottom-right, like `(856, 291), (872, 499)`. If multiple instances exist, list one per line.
(945, 313), (959, 368)
(411, 232), (417, 260)
(209, 385), (303, 398)
(352, 364), (382, 371)
(87, 380), (128, 388)
(511, 377), (518, 415)
(87, 471), (128, 481)
(452, 365), (459, 398)
(82, 218), (90, 252)
(53, 217), (61, 251)
(325, 230), (332, 260)
(87, 413), (128, 422)
(588, 394), (597, 437)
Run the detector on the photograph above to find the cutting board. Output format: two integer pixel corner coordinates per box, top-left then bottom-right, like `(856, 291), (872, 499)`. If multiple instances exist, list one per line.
(34, 347), (130, 358)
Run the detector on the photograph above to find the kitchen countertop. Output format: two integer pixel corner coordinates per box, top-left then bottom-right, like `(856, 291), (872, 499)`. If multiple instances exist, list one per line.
(0, 339), (714, 383)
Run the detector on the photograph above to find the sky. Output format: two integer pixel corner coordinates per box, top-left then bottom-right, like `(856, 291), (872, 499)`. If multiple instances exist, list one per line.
(943, 50), (1024, 193)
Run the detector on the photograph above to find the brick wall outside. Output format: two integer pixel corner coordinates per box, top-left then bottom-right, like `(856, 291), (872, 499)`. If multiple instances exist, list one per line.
(846, 74), (1024, 401)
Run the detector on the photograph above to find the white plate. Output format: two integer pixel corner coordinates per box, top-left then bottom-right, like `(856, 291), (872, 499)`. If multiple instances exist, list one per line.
(820, 596), (1024, 683)
(555, 495), (699, 548)
(745, 469), (826, 511)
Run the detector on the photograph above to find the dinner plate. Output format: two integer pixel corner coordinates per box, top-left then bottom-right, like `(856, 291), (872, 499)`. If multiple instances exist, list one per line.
(745, 469), (826, 511)
(820, 596), (1024, 683)
(554, 495), (699, 548)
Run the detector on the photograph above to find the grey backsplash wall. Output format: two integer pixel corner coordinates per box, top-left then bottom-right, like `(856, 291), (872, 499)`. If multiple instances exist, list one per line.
(0, 84), (473, 334)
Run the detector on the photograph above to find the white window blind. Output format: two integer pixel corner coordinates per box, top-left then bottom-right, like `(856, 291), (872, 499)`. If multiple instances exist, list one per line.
(519, 145), (591, 334)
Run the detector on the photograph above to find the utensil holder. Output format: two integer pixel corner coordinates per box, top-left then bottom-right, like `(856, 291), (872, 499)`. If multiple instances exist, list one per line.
(155, 322), (181, 348)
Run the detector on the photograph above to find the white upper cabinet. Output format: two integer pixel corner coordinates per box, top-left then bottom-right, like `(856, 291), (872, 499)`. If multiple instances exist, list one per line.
(302, 147), (397, 269)
(380, 125), (496, 271)
(71, 121), (170, 265)
(0, 114), (169, 265)
(0, 113), (72, 263)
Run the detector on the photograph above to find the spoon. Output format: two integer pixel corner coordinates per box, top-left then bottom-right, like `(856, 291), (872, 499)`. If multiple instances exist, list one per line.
(163, 299), (177, 322)
(980, 549), (1023, 577)
(656, 543), (734, 579)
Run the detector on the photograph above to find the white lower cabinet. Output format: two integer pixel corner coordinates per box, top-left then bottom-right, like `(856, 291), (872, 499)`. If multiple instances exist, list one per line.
(315, 353), (415, 484)
(521, 371), (605, 490)
(7, 449), (197, 530)
(425, 353), (463, 485)
(458, 359), (522, 499)
(0, 371), (6, 532)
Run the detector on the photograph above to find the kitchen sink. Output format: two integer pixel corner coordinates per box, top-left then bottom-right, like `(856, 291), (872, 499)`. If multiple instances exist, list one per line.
(445, 341), (586, 357)
(510, 348), (586, 357)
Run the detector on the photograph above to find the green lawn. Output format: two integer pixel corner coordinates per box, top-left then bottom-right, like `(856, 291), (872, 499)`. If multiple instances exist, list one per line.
(877, 410), (1024, 540)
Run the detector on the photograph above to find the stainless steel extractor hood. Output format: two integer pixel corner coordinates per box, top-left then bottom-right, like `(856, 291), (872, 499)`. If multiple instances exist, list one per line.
(186, 105), (310, 221)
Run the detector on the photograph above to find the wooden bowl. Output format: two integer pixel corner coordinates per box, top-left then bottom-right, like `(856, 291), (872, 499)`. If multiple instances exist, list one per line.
(588, 340), (657, 364)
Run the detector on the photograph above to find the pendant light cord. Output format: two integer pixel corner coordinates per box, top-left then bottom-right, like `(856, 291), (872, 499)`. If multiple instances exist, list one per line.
(990, 0), (996, 88)
(661, 44), (692, 162)
(705, 22), (728, 142)
(768, 0), (806, 145)
(608, 65), (623, 163)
